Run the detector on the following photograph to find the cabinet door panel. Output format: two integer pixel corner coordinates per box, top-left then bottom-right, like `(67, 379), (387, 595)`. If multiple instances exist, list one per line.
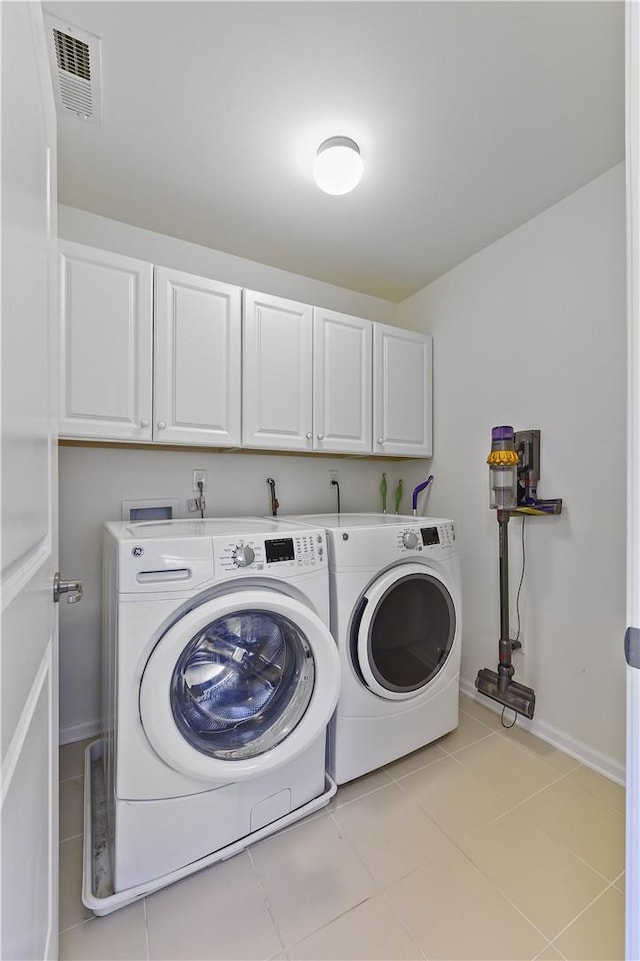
(154, 268), (241, 445)
(374, 325), (433, 457)
(242, 291), (313, 450)
(314, 308), (372, 454)
(59, 242), (153, 440)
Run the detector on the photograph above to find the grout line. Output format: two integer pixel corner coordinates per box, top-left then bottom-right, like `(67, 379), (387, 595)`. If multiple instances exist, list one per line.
(59, 773), (85, 785)
(562, 768), (627, 818)
(456, 784), (621, 890)
(282, 894), (374, 956)
(483, 871), (566, 951)
(438, 730), (498, 758)
(377, 888), (428, 960)
(59, 829), (84, 843)
(387, 760), (618, 954)
(532, 943), (561, 961)
(384, 752), (449, 784)
(143, 896), (151, 961)
(247, 847), (288, 955)
(548, 880), (617, 946)
(326, 806), (381, 892)
(58, 917), (92, 936)
(330, 775), (396, 806)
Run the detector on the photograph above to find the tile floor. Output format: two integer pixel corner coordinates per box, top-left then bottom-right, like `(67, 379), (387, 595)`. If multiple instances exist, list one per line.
(59, 694), (625, 960)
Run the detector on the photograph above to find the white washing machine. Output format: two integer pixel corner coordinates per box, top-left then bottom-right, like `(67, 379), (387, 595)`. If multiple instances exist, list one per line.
(281, 514), (462, 784)
(95, 516), (340, 907)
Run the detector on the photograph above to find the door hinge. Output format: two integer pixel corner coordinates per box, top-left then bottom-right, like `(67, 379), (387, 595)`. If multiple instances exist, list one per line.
(625, 626), (640, 668)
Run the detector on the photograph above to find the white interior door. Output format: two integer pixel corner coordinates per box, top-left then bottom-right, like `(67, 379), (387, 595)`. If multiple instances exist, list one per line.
(1, 5), (60, 958)
(627, 5), (640, 958)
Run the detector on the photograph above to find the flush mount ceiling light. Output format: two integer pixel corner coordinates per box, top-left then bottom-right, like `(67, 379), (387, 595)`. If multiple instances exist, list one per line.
(313, 136), (363, 195)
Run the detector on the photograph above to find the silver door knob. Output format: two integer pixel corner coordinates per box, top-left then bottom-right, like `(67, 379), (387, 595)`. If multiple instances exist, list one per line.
(157, 421), (167, 430)
(306, 432), (313, 440)
(377, 438), (383, 445)
(140, 419), (150, 428)
(317, 433), (324, 441)
(53, 572), (83, 604)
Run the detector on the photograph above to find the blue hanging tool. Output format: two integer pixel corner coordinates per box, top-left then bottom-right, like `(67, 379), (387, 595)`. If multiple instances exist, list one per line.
(411, 475), (434, 516)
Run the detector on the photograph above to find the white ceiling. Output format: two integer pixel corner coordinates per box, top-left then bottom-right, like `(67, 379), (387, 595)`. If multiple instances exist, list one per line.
(43, 1), (624, 302)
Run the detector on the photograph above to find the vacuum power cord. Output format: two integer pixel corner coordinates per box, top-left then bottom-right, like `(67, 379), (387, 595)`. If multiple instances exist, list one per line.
(502, 516), (527, 729)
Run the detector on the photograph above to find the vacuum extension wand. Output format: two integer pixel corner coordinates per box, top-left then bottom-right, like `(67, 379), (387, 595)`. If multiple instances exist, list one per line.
(475, 426), (536, 720)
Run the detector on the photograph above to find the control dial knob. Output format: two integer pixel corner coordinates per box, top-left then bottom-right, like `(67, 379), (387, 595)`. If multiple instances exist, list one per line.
(402, 530), (419, 550)
(232, 544), (255, 568)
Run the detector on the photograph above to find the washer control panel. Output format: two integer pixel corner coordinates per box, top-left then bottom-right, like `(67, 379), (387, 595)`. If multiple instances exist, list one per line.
(214, 532), (326, 573)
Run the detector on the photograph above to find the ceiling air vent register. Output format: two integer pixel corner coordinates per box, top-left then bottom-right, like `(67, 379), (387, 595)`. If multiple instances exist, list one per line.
(44, 15), (103, 125)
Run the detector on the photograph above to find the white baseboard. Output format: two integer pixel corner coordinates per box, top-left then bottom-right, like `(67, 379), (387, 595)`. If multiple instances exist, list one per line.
(59, 718), (102, 746)
(459, 678), (625, 787)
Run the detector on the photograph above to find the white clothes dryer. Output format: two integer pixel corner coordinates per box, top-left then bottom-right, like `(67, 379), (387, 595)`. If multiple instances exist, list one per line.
(281, 514), (461, 784)
(97, 517), (340, 903)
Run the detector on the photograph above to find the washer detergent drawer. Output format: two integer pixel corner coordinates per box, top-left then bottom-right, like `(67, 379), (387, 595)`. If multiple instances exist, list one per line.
(118, 538), (214, 592)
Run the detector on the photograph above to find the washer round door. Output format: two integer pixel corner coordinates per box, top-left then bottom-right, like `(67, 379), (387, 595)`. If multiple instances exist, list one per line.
(352, 563), (457, 700)
(140, 589), (340, 783)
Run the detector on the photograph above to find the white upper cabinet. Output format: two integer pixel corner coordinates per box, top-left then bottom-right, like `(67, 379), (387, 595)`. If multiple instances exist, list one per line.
(59, 244), (433, 458)
(373, 324), (433, 458)
(313, 307), (372, 454)
(153, 267), (241, 446)
(242, 290), (314, 450)
(59, 245), (241, 448)
(59, 241), (153, 440)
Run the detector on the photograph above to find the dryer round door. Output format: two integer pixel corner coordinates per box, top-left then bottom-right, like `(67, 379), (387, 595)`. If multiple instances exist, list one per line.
(139, 589), (340, 783)
(352, 563), (457, 700)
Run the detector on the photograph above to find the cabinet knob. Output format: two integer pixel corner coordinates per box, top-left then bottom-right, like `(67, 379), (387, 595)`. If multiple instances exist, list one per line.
(377, 437), (384, 445)
(317, 433), (324, 441)
(306, 432), (313, 440)
(140, 419), (150, 429)
(157, 421), (167, 430)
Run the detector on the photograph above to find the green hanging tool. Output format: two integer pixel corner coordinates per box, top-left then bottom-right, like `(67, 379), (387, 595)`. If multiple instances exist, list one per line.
(380, 473), (387, 513)
(394, 479), (403, 514)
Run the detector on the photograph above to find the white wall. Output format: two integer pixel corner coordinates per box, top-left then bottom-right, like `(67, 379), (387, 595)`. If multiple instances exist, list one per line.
(57, 208), (429, 741)
(59, 171), (628, 780)
(396, 164), (627, 779)
(58, 206), (396, 324)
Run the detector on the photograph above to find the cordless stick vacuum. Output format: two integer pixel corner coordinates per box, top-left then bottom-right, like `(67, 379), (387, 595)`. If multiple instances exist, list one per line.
(475, 426), (536, 719)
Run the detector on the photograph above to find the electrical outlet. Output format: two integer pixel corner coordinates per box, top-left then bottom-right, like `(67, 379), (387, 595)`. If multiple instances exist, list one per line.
(328, 469), (339, 488)
(192, 469), (207, 492)
(511, 629), (524, 654)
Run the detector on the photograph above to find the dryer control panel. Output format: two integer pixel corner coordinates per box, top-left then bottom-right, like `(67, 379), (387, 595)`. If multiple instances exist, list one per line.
(214, 532), (326, 574)
(395, 521), (456, 553)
